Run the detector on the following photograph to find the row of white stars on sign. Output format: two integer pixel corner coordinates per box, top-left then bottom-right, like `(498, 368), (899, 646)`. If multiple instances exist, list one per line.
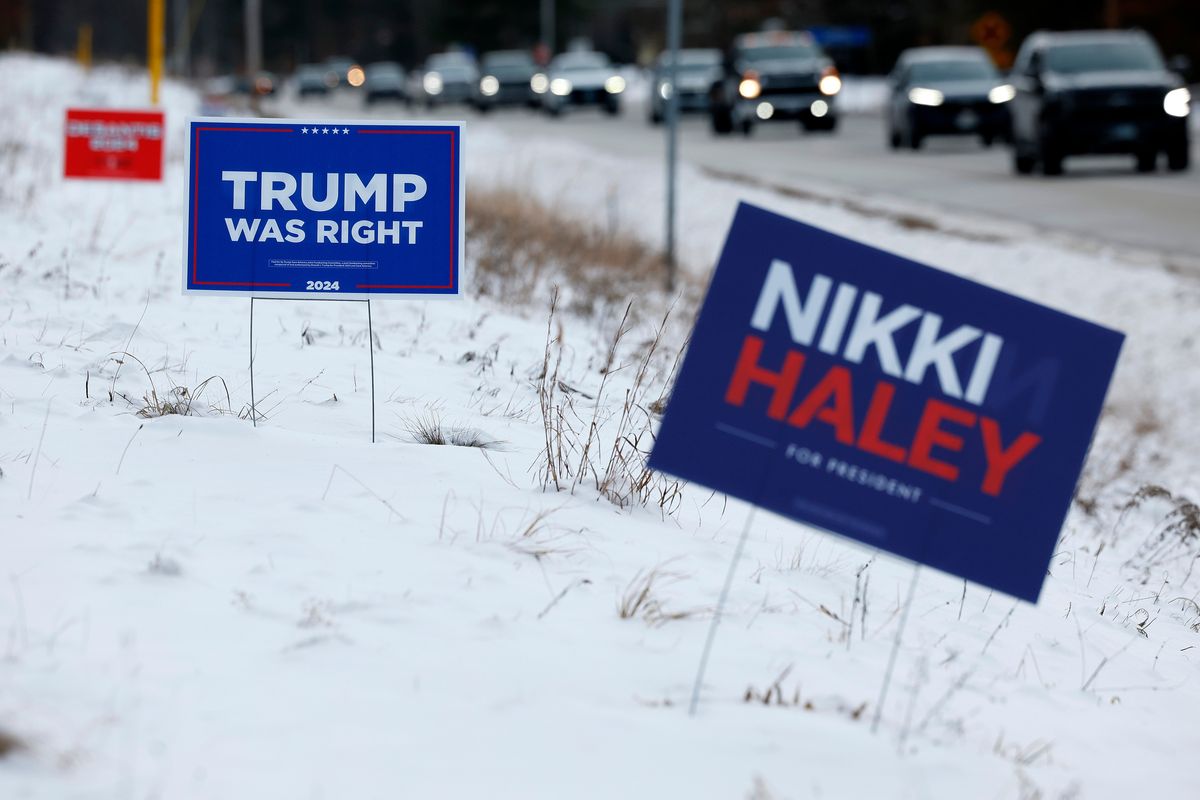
(301, 127), (351, 134)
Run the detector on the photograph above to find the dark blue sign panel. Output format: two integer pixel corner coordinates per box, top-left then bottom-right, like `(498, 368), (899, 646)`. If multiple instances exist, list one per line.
(184, 118), (463, 299)
(649, 204), (1123, 602)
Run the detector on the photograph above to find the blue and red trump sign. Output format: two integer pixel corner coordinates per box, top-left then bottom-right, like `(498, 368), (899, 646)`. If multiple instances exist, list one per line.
(650, 204), (1123, 602)
(184, 118), (463, 299)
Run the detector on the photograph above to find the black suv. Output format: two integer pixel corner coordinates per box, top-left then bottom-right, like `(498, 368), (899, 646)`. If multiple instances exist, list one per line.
(709, 31), (841, 135)
(1009, 30), (1191, 175)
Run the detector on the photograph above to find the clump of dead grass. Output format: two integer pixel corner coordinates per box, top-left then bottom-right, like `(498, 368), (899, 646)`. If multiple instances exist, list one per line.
(534, 288), (686, 515)
(468, 185), (694, 314)
(402, 412), (502, 449)
(1116, 484), (1200, 585)
(0, 727), (27, 759)
(617, 568), (702, 627)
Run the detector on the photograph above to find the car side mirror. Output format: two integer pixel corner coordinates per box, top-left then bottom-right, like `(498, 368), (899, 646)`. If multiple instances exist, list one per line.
(1168, 54), (1193, 82)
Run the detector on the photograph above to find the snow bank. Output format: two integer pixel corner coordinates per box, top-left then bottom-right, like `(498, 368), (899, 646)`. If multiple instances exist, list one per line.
(2, 54), (1199, 800)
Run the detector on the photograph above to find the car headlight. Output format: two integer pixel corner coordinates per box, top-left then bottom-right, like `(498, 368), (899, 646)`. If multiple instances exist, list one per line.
(423, 72), (443, 95)
(818, 70), (841, 96)
(738, 76), (761, 99)
(988, 84), (1016, 104)
(605, 75), (626, 94)
(658, 81), (672, 100)
(531, 73), (549, 94)
(480, 75), (499, 96)
(1164, 87), (1191, 118)
(907, 87), (944, 107)
(346, 66), (365, 88)
(550, 78), (572, 96)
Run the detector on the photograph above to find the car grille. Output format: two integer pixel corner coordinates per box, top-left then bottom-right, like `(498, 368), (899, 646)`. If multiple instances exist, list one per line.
(760, 75), (819, 94)
(1069, 88), (1162, 123)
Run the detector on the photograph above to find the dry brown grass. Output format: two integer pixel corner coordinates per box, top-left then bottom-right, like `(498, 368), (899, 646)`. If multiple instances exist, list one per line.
(467, 185), (694, 314)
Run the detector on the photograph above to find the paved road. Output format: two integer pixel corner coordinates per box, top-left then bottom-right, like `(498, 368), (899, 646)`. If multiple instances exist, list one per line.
(281, 91), (1200, 264)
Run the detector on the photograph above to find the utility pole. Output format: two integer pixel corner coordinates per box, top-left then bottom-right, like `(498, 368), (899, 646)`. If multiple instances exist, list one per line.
(663, 0), (682, 292)
(245, 0), (262, 110)
(540, 0), (556, 55)
(148, 0), (165, 104)
(173, 0), (190, 77)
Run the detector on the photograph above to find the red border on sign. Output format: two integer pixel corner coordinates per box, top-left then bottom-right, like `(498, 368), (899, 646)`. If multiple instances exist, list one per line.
(353, 128), (457, 291)
(192, 126), (294, 286)
(190, 125), (458, 292)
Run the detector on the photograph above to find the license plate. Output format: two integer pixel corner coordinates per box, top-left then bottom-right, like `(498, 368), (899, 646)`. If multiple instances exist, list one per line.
(955, 110), (979, 129)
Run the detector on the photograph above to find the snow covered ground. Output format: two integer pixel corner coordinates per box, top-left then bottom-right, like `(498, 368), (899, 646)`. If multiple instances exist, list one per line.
(2, 53), (1200, 799)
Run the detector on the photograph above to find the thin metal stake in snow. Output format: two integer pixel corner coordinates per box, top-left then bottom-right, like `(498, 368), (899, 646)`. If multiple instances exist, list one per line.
(871, 565), (921, 734)
(248, 296), (376, 442)
(249, 297), (257, 427)
(689, 508), (757, 716)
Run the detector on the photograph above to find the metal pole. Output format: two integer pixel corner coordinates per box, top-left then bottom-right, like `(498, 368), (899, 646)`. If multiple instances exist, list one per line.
(688, 508), (756, 715)
(148, 0), (165, 105)
(173, 0), (190, 77)
(249, 297), (256, 427)
(540, 0), (556, 55)
(871, 565), (921, 733)
(244, 0), (261, 107)
(663, 0), (682, 292)
(367, 299), (376, 444)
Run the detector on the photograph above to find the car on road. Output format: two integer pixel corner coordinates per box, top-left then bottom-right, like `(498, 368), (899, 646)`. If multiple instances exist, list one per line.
(887, 46), (1013, 149)
(647, 48), (723, 124)
(324, 57), (361, 90)
(296, 63), (335, 97)
(1008, 30), (1191, 175)
(539, 51), (625, 117)
(363, 62), (406, 104)
(709, 30), (841, 135)
(411, 52), (478, 108)
(474, 50), (539, 111)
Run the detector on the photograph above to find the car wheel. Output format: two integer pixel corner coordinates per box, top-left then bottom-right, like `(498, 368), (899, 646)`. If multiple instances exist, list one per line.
(545, 105), (562, 118)
(1013, 151), (1036, 175)
(1135, 149), (1158, 173)
(908, 127), (923, 150)
(740, 119), (754, 136)
(711, 108), (733, 135)
(1167, 142), (1191, 172)
(649, 108), (663, 125)
(604, 101), (620, 117)
(888, 128), (901, 149)
(980, 132), (995, 148)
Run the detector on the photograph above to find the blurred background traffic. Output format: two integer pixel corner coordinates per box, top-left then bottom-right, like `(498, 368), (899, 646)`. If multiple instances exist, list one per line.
(9, 0), (1199, 253)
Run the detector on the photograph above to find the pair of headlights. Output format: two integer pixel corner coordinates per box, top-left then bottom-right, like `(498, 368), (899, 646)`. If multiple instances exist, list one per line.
(907, 84), (1016, 107)
(531, 74), (626, 97)
(737, 70), (841, 101)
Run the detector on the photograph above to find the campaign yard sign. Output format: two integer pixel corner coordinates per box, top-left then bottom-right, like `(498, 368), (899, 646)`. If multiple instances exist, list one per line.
(649, 203), (1123, 602)
(184, 118), (463, 299)
(64, 108), (164, 181)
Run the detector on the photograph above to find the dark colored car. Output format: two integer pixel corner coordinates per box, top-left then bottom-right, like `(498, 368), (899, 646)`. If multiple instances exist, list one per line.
(1009, 30), (1191, 175)
(540, 51), (625, 117)
(474, 50), (538, 111)
(887, 47), (1013, 149)
(296, 63), (334, 97)
(648, 48), (722, 124)
(363, 62), (406, 104)
(709, 30), (841, 135)
(411, 52), (478, 107)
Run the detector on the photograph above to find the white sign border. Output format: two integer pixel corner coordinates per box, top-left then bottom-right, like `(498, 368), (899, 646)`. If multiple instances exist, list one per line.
(181, 115), (466, 302)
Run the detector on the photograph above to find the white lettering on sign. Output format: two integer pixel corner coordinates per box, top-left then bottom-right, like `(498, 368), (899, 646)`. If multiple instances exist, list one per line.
(749, 258), (1004, 406)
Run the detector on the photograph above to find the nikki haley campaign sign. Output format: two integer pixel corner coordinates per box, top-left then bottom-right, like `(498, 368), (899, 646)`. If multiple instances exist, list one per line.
(184, 118), (463, 299)
(649, 203), (1123, 602)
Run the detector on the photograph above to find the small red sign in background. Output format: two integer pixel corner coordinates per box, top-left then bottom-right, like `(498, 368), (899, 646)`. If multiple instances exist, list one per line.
(64, 108), (165, 181)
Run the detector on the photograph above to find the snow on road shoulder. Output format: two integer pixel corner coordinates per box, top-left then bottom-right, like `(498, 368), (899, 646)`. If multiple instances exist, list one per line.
(2, 54), (1199, 799)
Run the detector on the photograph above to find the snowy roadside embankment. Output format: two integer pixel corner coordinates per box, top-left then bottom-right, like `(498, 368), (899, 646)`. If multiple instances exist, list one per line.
(2, 54), (1199, 800)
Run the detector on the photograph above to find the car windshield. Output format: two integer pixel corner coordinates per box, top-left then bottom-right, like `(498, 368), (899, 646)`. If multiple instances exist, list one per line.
(660, 50), (720, 69)
(1043, 41), (1163, 74)
(366, 64), (402, 78)
(484, 53), (534, 69)
(740, 44), (819, 63)
(553, 53), (609, 70)
(431, 65), (474, 80)
(484, 63), (533, 79)
(428, 53), (474, 69)
(297, 66), (325, 79)
(908, 60), (997, 82)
